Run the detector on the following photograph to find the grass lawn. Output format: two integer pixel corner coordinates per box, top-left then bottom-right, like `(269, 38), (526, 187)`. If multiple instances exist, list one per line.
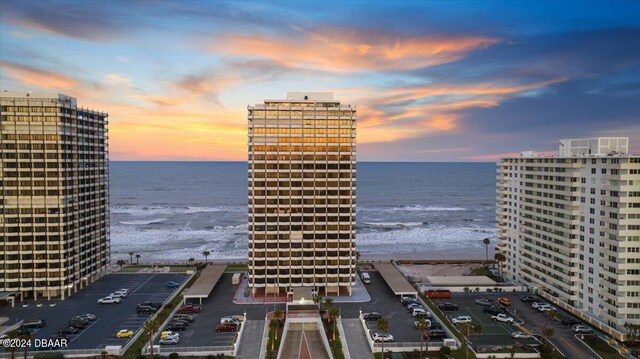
(581, 335), (625, 359)
(225, 263), (249, 272)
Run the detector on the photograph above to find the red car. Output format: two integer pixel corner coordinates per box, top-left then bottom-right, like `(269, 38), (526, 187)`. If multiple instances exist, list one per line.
(215, 323), (238, 332)
(177, 305), (201, 314)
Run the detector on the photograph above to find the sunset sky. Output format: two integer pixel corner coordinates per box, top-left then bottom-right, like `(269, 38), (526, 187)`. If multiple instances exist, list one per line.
(1, 0), (639, 161)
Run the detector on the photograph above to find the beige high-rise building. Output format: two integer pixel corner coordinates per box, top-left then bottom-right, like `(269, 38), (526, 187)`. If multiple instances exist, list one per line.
(0, 92), (109, 300)
(497, 137), (640, 338)
(247, 92), (357, 297)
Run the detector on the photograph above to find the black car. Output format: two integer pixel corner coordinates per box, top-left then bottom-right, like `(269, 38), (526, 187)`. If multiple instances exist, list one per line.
(22, 319), (47, 328)
(437, 303), (459, 311)
(16, 326), (32, 335)
(170, 320), (189, 327)
(173, 314), (195, 322)
(167, 323), (187, 331)
(138, 301), (163, 309)
(430, 322), (443, 330)
(362, 312), (382, 321)
(561, 317), (582, 326)
(137, 305), (158, 314)
(401, 297), (419, 306)
(59, 326), (79, 335)
(69, 319), (89, 329)
(520, 295), (538, 303)
(426, 329), (447, 339)
(483, 306), (506, 316)
(414, 312), (432, 319)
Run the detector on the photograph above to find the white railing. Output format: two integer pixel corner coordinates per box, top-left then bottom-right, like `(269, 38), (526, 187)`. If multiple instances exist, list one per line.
(145, 345), (235, 355)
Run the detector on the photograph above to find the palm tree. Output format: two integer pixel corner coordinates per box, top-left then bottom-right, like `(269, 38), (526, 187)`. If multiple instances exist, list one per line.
(355, 250), (361, 263)
(416, 318), (430, 356)
(135, 253), (141, 264)
(274, 309), (283, 325)
(313, 294), (322, 308)
(116, 259), (126, 270)
(494, 252), (507, 277)
(128, 252), (134, 264)
(202, 250), (210, 263)
(21, 331), (32, 359)
(328, 307), (339, 340)
(460, 322), (472, 359)
(144, 319), (159, 359)
(483, 238), (491, 265)
(6, 330), (18, 359)
(377, 318), (390, 358)
(269, 319), (279, 351)
(188, 257), (195, 265)
(472, 323), (483, 351)
(324, 297), (334, 311)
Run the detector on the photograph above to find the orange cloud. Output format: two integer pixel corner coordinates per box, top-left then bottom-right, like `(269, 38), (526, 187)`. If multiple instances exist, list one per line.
(1, 61), (80, 91)
(214, 31), (498, 72)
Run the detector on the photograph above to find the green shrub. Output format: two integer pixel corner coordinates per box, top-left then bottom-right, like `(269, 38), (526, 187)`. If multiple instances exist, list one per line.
(169, 353), (180, 359)
(439, 346), (452, 355)
(136, 355), (147, 359)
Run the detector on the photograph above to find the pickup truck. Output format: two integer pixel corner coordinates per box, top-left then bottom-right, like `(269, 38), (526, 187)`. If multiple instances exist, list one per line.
(491, 314), (515, 324)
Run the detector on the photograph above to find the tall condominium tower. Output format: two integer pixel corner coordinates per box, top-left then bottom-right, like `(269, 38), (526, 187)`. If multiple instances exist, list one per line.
(497, 137), (640, 338)
(1, 92), (109, 300)
(247, 92), (357, 297)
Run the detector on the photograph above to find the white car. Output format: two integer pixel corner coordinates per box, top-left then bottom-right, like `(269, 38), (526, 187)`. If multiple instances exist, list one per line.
(98, 296), (121, 304)
(537, 304), (555, 312)
(491, 314), (515, 324)
(114, 290), (128, 297)
(572, 325), (592, 334)
(220, 316), (240, 324)
(452, 316), (472, 325)
(372, 333), (394, 342)
(411, 308), (428, 317)
(118, 288), (129, 293)
(531, 302), (548, 309)
(111, 292), (127, 299)
(159, 337), (179, 345)
(511, 331), (533, 339)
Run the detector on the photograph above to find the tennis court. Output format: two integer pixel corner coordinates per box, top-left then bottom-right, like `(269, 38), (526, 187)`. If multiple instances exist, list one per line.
(432, 293), (540, 347)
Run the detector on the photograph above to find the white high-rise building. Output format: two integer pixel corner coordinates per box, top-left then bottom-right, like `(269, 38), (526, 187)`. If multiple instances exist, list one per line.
(247, 92), (357, 297)
(497, 137), (640, 339)
(1, 92), (110, 300)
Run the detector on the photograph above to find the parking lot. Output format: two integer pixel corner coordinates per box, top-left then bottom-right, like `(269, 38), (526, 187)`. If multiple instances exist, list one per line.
(431, 293), (538, 347)
(337, 271), (449, 343)
(159, 273), (284, 348)
(0, 273), (188, 351)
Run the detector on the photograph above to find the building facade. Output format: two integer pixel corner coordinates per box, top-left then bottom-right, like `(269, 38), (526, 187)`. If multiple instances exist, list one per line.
(247, 92), (357, 297)
(497, 137), (640, 335)
(1, 92), (109, 300)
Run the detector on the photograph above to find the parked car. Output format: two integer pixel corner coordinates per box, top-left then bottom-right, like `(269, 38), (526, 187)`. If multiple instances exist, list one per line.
(173, 314), (195, 322)
(401, 297), (419, 306)
(531, 302), (548, 309)
(411, 308), (429, 317)
(110, 292), (127, 299)
(426, 329), (447, 339)
(98, 296), (121, 304)
(177, 304), (201, 314)
(407, 303), (423, 311)
(58, 326), (79, 335)
(520, 295), (538, 303)
(491, 314), (515, 324)
(138, 305), (158, 314)
(437, 303), (459, 311)
(430, 322), (443, 330)
(113, 290), (128, 297)
(414, 311), (432, 319)
(117, 288), (129, 293)
(216, 323), (239, 332)
(475, 298), (492, 306)
(537, 304), (556, 312)
(572, 325), (592, 334)
(138, 301), (163, 309)
(362, 312), (382, 321)
(220, 316), (240, 324)
(16, 326), (32, 335)
(561, 317), (582, 326)
(159, 337), (180, 345)
(166, 281), (180, 289)
(425, 290), (452, 299)
(483, 306), (506, 316)
(161, 331), (180, 339)
(372, 333), (394, 342)
(452, 316), (472, 325)
(22, 319), (47, 328)
(167, 322), (187, 331)
(78, 314), (96, 321)
(511, 331), (533, 339)
(115, 329), (134, 338)
(68, 319), (89, 329)
(498, 297), (511, 306)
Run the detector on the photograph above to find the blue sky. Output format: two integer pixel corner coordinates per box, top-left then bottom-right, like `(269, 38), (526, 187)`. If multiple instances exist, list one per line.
(1, 0), (639, 160)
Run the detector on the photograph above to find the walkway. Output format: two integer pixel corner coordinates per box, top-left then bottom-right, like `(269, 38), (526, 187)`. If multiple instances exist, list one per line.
(342, 318), (374, 359)
(280, 329), (330, 359)
(236, 320), (264, 359)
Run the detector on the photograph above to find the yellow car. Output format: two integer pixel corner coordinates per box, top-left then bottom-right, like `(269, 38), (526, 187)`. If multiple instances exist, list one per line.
(116, 329), (134, 338)
(498, 297), (511, 306)
(161, 331), (178, 339)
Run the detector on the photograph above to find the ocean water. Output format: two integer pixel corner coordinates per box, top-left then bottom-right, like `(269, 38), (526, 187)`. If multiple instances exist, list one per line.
(110, 162), (497, 261)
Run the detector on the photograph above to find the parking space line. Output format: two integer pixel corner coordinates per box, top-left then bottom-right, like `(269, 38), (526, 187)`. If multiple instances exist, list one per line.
(67, 318), (101, 345)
